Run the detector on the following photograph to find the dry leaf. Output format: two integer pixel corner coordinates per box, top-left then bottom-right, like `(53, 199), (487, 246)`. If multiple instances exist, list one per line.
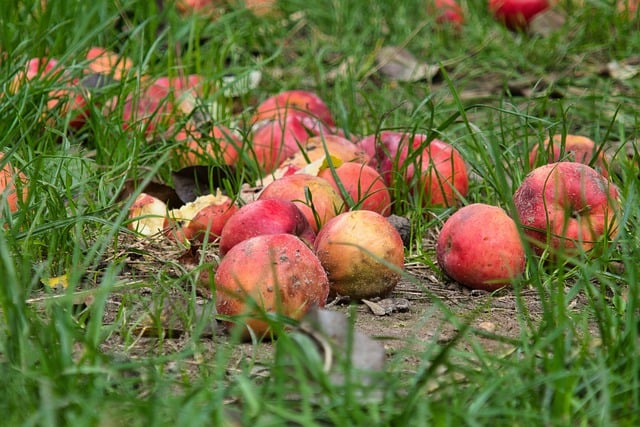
(528, 9), (567, 37)
(296, 307), (385, 384)
(362, 298), (410, 316)
(375, 46), (440, 82)
(606, 60), (640, 81)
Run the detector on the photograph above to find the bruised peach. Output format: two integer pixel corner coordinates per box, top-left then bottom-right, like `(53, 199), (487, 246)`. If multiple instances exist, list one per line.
(214, 233), (330, 338)
(314, 210), (404, 300)
(436, 203), (525, 291)
(0, 153), (28, 215)
(529, 134), (609, 179)
(514, 162), (620, 255)
(219, 199), (316, 256)
(318, 162), (392, 216)
(258, 173), (345, 232)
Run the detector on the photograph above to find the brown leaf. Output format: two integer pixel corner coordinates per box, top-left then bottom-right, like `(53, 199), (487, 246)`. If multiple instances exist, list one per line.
(606, 60), (640, 81)
(528, 9), (567, 37)
(117, 179), (183, 209)
(375, 46), (440, 82)
(171, 165), (238, 204)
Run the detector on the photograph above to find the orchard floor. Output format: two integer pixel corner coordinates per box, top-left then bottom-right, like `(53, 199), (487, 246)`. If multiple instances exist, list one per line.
(51, 230), (597, 383)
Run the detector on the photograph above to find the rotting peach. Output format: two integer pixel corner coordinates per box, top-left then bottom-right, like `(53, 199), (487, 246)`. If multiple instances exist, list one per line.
(164, 190), (238, 244)
(251, 89), (334, 127)
(214, 233), (330, 338)
(314, 210), (404, 300)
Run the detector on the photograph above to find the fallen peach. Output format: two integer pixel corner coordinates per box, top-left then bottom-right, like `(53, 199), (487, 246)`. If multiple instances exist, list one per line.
(219, 198), (316, 256)
(314, 210), (404, 300)
(127, 193), (168, 236)
(165, 190), (238, 243)
(214, 233), (330, 338)
(529, 134), (609, 178)
(251, 89), (334, 127)
(318, 162), (392, 216)
(0, 153), (28, 215)
(436, 203), (526, 291)
(257, 173), (345, 232)
(514, 162), (620, 255)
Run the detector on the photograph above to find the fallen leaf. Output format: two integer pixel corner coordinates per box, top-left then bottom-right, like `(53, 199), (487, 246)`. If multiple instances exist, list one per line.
(296, 307), (386, 377)
(606, 60), (640, 81)
(375, 46), (440, 82)
(362, 299), (387, 316)
(171, 165), (238, 204)
(528, 9), (567, 37)
(117, 179), (183, 209)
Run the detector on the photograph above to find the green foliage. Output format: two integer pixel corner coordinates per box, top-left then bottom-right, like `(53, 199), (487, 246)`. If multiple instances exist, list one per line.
(0, 0), (639, 425)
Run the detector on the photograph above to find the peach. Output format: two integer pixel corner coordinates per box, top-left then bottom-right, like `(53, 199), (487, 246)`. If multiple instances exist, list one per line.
(513, 162), (620, 255)
(214, 233), (330, 338)
(359, 131), (468, 207)
(436, 203), (526, 291)
(85, 47), (133, 81)
(174, 124), (241, 167)
(127, 193), (168, 236)
(249, 114), (311, 174)
(164, 190), (238, 243)
(314, 210), (404, 300)
(219, 198), (316, 255)
(430, 0), (464, 29)
(279, 134), (369, 170)
(257, 173), (345, 232)
(251, 89), (334, 127)
(8, 57), (61, 94)
(318, 162), (392, 216)
(0, 153), (28, 215)
(488, 0), (550, 30)
(529, 134), (609, 178)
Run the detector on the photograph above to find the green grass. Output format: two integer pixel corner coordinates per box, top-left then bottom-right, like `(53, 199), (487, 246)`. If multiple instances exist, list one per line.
(1, 0), (639, 425)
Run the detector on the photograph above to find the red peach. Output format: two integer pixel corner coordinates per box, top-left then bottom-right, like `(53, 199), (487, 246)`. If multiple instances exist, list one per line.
(251, 89), (334, 127)
(436, 203), (526, 291)
(0, 153), (28, 215)
(488, 0), (550, 30)
(257, 173), (345, 232)
(214, 233), (330, 338)
(514, 162), (620, 255)
(318, 162), (392, 216)
(359, 132), (468, 207)
(249, 114), (311, 174)
(174, 124), (241, 167)
(529, 134), (609, 179)
(219, 198), (316, 255)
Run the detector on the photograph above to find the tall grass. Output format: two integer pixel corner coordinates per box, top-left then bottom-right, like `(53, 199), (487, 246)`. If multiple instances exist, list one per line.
(0, 0), (639, 425)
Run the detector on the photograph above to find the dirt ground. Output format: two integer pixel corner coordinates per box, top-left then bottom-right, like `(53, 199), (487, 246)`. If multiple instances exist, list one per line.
(68, 227), (593, 375)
